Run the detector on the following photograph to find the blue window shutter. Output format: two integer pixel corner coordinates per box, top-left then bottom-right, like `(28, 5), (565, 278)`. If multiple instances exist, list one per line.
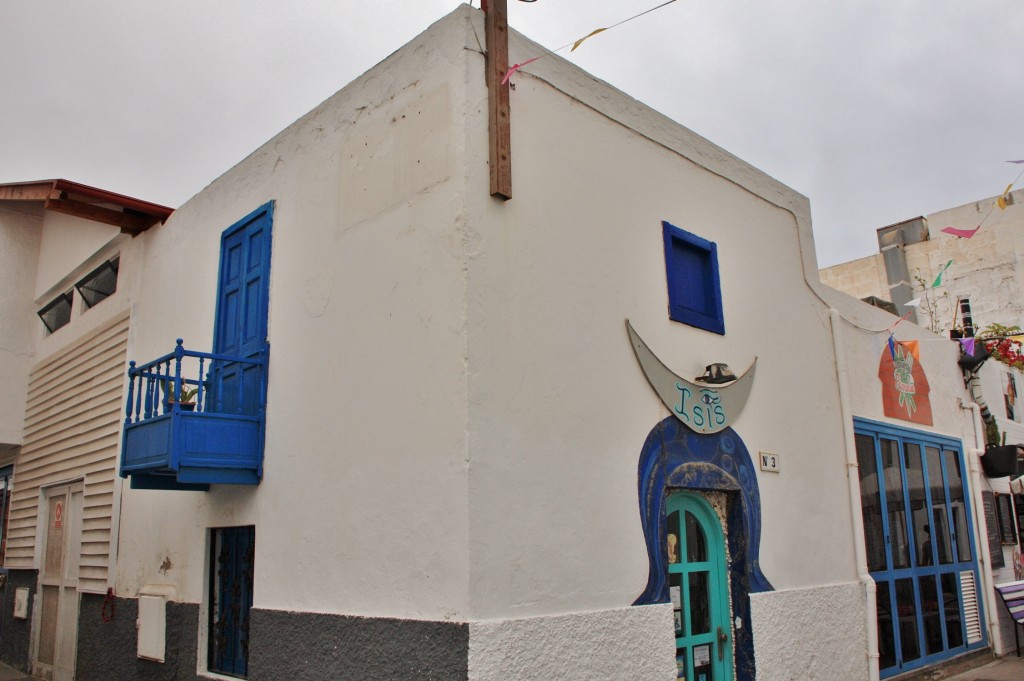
(662, 221), (725, 335)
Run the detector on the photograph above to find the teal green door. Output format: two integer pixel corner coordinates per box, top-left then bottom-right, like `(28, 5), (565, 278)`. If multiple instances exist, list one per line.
(667, 493), (732, 681)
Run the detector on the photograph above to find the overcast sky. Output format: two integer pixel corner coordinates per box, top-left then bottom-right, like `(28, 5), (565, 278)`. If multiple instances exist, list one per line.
(2, 0), (1021, 266)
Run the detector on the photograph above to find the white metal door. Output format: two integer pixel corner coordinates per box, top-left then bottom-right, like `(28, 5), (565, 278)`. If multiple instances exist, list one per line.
(35, 483), (83, 681)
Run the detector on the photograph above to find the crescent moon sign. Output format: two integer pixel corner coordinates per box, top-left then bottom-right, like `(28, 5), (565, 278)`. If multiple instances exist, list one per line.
(626, 319), (756, 434)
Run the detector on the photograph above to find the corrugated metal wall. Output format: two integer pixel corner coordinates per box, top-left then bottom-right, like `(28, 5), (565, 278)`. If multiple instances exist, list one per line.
(5, 310), (129, 594)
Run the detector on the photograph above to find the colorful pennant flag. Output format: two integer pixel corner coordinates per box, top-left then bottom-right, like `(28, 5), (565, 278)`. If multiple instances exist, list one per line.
(500, 0), (679, 84)
(997, 183), (1014, 210)
(941, 225), (981, 239)
(888, 310), (914, 332)
(959, 337), (976, 356)
(572, 28), (608, 51)
(931, 260), (953, 288)
(502, 57), (541, 85)
(888, 335), (896, 360)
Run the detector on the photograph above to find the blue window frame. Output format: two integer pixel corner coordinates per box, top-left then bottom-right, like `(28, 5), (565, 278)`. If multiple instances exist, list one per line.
(662, 221), (724, 335)
(854, 418), (986, 677)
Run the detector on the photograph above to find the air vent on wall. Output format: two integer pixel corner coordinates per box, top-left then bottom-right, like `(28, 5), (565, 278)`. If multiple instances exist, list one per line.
(960, 570), (983, 644)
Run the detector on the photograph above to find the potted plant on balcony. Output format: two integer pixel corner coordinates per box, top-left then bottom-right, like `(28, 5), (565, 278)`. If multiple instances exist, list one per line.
(162, 380), (199, 412)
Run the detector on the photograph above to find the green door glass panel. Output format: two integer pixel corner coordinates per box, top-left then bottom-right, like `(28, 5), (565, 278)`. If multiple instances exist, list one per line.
(667, 493), (732, 681)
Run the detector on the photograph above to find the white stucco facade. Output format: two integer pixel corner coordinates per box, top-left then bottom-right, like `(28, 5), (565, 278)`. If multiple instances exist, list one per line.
(6, 6), (1015, 681)
(102, 7), (877, 679)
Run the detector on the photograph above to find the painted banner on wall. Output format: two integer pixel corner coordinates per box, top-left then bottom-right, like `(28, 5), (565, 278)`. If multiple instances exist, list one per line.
(878, 342), (933, 425)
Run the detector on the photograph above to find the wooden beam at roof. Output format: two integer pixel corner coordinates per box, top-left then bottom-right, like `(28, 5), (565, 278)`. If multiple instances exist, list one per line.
(0, 182), (60, 202)
(484, 0), (512, 200)
(44, 198), (159, 235)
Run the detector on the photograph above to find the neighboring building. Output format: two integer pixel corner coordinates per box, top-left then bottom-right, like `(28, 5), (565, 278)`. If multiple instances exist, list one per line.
(0, 6), (1018, 681)
(821, 187), (1024, 664)
(0, 179), (172, 679)
(820, 188), (1024, 337)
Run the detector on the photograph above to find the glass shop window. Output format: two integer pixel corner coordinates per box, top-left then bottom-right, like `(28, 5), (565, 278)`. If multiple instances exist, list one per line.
(209, 526), (255, 678)
(75, 257), (119, 309)
(37, 291), (73, 333)
(854, 418), (985, 678)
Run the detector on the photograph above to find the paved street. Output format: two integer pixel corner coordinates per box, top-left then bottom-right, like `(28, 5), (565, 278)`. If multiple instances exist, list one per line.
(0, 651), (1018, 680)
(946, 654), (1024, 681)
(0, 661), (31, 681)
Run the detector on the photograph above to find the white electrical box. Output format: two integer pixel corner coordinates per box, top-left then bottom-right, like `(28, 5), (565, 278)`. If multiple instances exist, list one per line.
(137, 585), (175, 662)
(13, 588), (29, 619)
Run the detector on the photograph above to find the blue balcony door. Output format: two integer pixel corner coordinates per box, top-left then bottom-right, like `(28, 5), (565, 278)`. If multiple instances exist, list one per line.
(211, 203), (273, 414)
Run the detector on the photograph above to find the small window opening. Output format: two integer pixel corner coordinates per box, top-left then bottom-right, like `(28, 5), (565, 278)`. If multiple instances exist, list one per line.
(662, 221), (725, 335)
(75, 257), (119, 309)
(37, 292), (73, 333)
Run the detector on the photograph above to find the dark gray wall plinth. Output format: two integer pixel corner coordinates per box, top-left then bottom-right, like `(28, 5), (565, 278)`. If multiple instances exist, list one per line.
(0, 569), (36, 672)
(76, 595), (201, 681)
(248, 609), (469, 681)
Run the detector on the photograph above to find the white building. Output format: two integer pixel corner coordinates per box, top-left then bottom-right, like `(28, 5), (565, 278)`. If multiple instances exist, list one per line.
(0, 6), (1015, 681)
(820, 188), (1024, 338)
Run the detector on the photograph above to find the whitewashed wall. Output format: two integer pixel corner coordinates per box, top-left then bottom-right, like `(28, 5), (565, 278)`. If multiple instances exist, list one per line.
(114, 6), (871, 679)
(460, 8), (865, 677)
(115, 9), (475, 620)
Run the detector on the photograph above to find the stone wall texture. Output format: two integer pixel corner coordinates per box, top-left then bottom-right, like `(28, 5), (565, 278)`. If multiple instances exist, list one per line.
(76, 595), (202, 681)
(0, 569), (36, 672)
(468, 604), (676, 681)
(751, 582), (869, 681)
(248, 609), (469, 681)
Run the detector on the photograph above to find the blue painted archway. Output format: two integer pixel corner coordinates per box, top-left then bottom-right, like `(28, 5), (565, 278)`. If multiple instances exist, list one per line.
(633, 416), (772, 681)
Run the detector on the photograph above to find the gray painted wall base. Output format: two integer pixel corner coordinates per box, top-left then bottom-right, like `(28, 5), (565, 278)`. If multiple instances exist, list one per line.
(76, 595), (201, 681)
(248, 609), (469, 681)
(0, 569), (36, 672)
(73, 598), (468, 681)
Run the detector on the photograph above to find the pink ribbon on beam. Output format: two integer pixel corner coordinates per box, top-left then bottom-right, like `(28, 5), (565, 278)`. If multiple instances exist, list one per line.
(941, 225), (981, 239)
(502, 56), (542, 85)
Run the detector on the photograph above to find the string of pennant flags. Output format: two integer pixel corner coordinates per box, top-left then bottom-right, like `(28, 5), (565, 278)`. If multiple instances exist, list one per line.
(938, 160), (1024, 240)
(500, 0), (680, 85)
(483, 0), (1021, 367)
(888, 162), (1024, 356)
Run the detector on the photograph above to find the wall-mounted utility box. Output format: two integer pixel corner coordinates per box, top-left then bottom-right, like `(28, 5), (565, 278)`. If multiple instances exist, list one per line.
(13, 588), (29, 619)
(137, 585), (175, 662)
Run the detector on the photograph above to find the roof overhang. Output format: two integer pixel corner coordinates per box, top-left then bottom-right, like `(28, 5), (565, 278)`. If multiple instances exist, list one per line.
(0, 179), (173, 236)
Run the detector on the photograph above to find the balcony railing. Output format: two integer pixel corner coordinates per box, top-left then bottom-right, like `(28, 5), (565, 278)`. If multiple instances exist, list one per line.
(120, 339), (267, 490)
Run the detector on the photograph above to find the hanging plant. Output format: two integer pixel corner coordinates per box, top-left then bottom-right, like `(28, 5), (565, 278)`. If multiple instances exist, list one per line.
(978, 323), (1024, 371)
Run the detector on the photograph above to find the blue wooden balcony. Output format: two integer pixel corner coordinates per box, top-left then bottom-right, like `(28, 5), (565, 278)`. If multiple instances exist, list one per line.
(120, 340), (267, 491)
